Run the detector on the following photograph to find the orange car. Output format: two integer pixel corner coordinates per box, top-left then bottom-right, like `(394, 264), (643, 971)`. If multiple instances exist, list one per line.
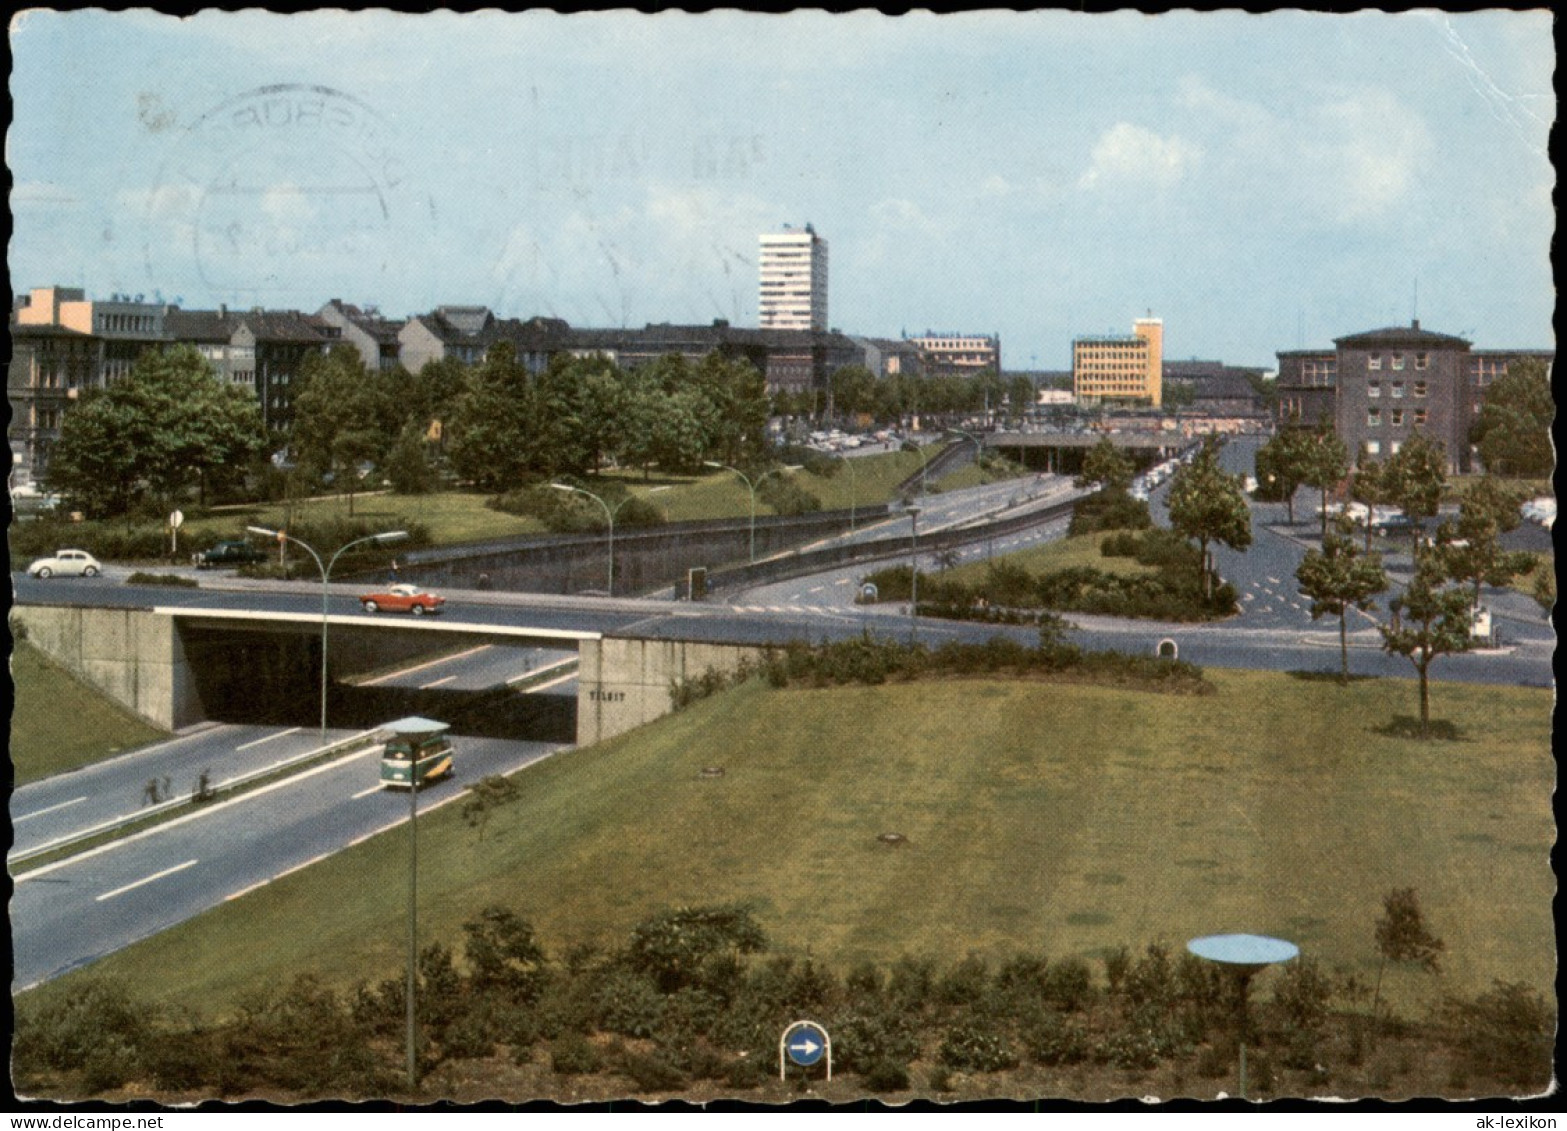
(359, 583), (445, 615)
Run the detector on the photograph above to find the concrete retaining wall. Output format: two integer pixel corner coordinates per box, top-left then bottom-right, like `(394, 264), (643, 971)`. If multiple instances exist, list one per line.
(12, 604), (202, 729)
(576, 637), (766, 746)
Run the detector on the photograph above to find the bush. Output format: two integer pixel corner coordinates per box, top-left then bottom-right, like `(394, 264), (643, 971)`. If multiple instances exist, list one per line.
(126, 571), (200, 588)
(757, 474), (822, 516)
(1272, 956), (1334, 1032)
(833, 1010), (921, 1074)
(939, 1022), (1019, 1072)
(591, 968), (666, 1038)
(1069, 487), (1153, 535)
(1022, 1011), (1089, 1066)
(619, 1049), (689, 1093)
(14, 979), (150, 1080)
(463, 906), (549, 1005)
(863, 1058), (912, 1092)
(1100, 530), (1141, 557)
(725, 1055), (768, 1089)
(1444, 981), (1553, 1087)
(551, 1033), (602, 1075)
(1041, 957), (1096, 1012)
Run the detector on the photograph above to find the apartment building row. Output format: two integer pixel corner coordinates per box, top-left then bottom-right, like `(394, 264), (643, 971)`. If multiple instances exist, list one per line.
(9, 286), (1003, 484)
(1274, 320), (1553, 474)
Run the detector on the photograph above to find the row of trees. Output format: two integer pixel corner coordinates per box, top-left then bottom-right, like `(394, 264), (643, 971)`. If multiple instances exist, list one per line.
(791, 366), (1037, 429)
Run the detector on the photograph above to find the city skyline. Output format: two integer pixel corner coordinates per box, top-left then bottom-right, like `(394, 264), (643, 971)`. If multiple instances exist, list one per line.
(9, 9), (1555, 369)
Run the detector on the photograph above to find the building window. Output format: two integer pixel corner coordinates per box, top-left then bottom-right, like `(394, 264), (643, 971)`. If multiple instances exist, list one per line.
(1391, 409), (1405, 426)
(1416, 352), (1429, 370)
(1414, 381), (1427, 397)
(1368, 381), (1381, 398)
(1414, 409), (1428, 426)
(1365, 440), (1381, 455)
(1392, 353), (1406, 371)
(1368, 353), (1382, 370)
(1391, 381), (1404, 398)
(1368, 408), (1381, 427)
(1391, 441), (1403, 455)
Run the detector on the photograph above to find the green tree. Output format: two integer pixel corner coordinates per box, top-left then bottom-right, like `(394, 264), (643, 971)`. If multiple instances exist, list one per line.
(1434, 478), (1536, 609)
(1295, 519), (1389, 682)
(1370, 888), (1443, 1036)
(1470, 357), (1553, 477)
(383, 422), (437, 495)
(1300, 426), (1349, 537)
(1167, 438), (1252, 599)
(46, 344), (265, 517)
(1076, 436), (1136, 491)
(445, 342), (534, 491)
(829, 364), (876, 424)
(1384, 432), (1448, 560)
(1379, 560), (1473, 737)
(1006, 374), (1036, 425)
(1253, 427), (1313, 524)
(291, 346), (389, 514)
(1348, 455), (1393, 551)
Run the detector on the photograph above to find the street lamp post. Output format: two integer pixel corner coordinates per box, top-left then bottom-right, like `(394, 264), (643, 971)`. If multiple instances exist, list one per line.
(907, 504), (921, 643)
(246, 525), (408, 741)
(946, 427), (990, 560)
(550, 484), (632, 597)
(705, 462), (800, 564)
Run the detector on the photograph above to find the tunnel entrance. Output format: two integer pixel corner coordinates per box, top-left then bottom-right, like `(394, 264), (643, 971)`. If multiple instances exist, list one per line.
(179, 625), (578, 743)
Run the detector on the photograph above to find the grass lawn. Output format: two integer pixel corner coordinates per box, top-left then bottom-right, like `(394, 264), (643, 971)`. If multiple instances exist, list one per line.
(29, 669), (1552, 1023)
(197, 492), (549, 546)
(935, 532), (1157, 588)
(9, 641), (169, 784)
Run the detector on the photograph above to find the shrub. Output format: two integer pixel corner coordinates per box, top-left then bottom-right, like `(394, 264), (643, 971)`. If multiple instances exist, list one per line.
(939, 1022), (1019, 1072)
(1100, 530), (1141, 557)
(725, 1055), (768, 1089)
(1069, 487), (1153, 535)
(833, 1009), (921, 1074)
(462, 906), (549, 1005)
(936, 954), (992, 1009)
(1272, 956), (1334, 1032)
(863, 1058), (912, 1092)
(619, 1049), (688, 1093)
(14, 979), (150, 1080)
(1443, 981), (1553, 1087)
(1042, 957), (1095, 1012)
(591, 968), (665, 1038)
(551, 1033), (603, 1075)
(1022, 1011), (1089, 1066)
(1123, 942), (1178, 1008)
(757, 475), (822, 516)
(127, 571), (199, 588)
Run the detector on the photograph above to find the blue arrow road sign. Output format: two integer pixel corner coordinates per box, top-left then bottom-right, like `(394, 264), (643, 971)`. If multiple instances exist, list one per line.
(783, 1022), (829, 1067)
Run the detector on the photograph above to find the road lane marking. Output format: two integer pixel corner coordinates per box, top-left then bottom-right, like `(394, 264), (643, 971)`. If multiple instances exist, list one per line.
(96, 858), (198, 902)
(15, 796), (89, 823)
(352, 784), (384, 800)
(528, 671), (579, 694)
(809, 585), (825, 594)
(420, 675), (458, 689)
(235, 727), (302, 751)
(19, 742), (383, 882)
(504, 657), (578, 685)
(360, 644), (492, 687)
(1266, 576), (1282, 585)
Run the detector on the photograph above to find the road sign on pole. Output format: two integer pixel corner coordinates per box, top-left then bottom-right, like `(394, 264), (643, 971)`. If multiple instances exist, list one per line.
(779, 1020), (831, 1081)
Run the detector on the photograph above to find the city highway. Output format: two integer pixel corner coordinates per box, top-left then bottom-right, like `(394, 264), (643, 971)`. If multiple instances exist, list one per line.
(12, 731), (566, 988)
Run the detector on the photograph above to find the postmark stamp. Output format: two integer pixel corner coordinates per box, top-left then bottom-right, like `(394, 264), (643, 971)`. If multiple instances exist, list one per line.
(143, 83), (430, 304)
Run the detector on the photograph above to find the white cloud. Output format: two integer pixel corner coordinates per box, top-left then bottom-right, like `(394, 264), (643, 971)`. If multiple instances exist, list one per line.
(1311, 91), (1433, 221)
(869, 197), (940, 234)
(978, 174), (1015, 198)
(1078, 122), (1201, 190)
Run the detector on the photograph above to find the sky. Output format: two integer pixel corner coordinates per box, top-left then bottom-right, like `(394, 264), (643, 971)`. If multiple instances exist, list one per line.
(8, 9), (1556, 370)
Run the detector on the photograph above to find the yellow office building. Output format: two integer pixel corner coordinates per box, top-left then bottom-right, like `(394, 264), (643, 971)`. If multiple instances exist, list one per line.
(1073, 316), (1163, 407)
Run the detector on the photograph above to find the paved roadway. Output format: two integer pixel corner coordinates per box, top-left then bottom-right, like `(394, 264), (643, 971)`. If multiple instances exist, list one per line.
(12, 732), (565, 989)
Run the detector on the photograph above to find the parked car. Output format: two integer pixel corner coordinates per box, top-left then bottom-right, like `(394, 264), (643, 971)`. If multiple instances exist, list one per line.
(1372, 512), (1421, 537)
(193, 540), (269, 569)
(359, 583), (445, 615)
(1521, 497), (1556, 528)
(27, 549), (102, 578)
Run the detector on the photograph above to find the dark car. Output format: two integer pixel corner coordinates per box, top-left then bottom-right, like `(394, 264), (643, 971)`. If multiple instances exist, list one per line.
(1372, 513), (1422, 537)
(194, 540), (269, 569)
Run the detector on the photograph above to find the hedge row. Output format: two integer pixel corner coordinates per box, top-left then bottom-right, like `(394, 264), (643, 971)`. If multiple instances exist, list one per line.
(15, 905), (1551, 1100)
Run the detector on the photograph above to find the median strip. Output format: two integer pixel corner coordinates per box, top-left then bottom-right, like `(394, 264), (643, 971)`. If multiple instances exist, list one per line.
(11, 730), (384, 875)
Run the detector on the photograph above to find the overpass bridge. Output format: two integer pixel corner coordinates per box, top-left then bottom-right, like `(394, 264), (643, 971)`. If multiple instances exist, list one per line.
(12, 597), (773, 749)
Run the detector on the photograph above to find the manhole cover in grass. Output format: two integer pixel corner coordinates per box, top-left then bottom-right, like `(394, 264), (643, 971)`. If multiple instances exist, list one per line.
(1084, 872), (1126, 885)
(877, 832), (908, 847)
(698, 767), (726, 778)
(1066, 911), (1112, 926)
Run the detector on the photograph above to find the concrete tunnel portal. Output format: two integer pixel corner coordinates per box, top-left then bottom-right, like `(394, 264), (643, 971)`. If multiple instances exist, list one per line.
(174, 615), (581, 744)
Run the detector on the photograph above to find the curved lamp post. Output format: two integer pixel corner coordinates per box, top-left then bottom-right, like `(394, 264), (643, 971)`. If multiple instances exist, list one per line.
(550, 483), (633, 597)
(247, 525), (408, 741)
(705, 462), (801, 564)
